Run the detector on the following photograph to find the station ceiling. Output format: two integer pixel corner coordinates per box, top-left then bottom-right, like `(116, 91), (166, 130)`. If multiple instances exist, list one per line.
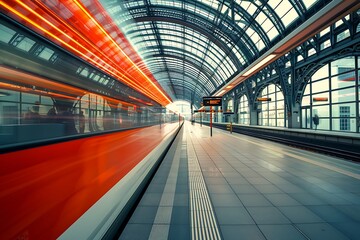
(98, 0), (331, 105)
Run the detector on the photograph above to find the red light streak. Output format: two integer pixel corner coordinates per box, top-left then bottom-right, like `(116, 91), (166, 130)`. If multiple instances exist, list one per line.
(0, 66), (136, 108)
(0, 0), (172, 106)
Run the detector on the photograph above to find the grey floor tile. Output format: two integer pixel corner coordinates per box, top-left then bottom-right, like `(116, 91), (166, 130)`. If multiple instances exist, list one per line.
(207, 184), (234, 194)
(247, 177), (271, 185)
(264, 193), (301, 206)
(173, 193), (189, 206)
(174, 183), (188, 193)
(215, 207), (255, 225)
(168, 225), (190, 240)
(315, 193), (352, 205)
(296, 223), (350, 240)
(153, 206), (173, 224)
(221, 172), (242, 178)
(210, 193), (243, 207)
(237, 194), (273, 207)
(225, 176), (249, 184)
(278, 206), (324, 223)
(258, 224), (307, 240)
(220, 225), (266, 240)
(333, 221), (360, 240)
(119, 223), (152, 240)
(145, 183), (166, 193)
(138, 192), (163, 206)
(308, 205), (353, 222)
(205, 177), (229, 185)
(247, 206), (290, 224)
(171, 206), (190, 224)
(231, 184), (259, 194)
(289, 193), (326, 205)
(128, 206), (158, 224)
(254, 184), (284, 194)
(335, 205), (360, 222)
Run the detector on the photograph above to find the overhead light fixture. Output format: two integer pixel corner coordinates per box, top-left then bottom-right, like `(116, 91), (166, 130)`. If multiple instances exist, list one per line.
(243, 54), (277, 77)
(226, 85), (232, 89)
(215, 90), (226, 96)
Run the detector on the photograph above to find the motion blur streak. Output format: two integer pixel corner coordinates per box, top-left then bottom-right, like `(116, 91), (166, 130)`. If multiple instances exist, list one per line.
(0, 0), (171, 106)
(0, 123), (178, 239)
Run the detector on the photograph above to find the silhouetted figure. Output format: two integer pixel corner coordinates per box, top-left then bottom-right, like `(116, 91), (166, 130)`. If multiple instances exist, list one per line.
(313, 114), (319, 130)
(57, 106), (77, 135)
(79, 111), (85, 133)
(24, 101), (41, 124)
(47, 106), (57, 123)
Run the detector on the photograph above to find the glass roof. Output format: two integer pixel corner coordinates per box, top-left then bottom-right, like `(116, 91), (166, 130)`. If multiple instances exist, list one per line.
(97, 0), (325, 105)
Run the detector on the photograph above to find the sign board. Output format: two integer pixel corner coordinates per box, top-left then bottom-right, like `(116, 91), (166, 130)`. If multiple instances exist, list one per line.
(256, 97), (271, 102)
(313, 97), (328, 102)
(203, 96), (222, 106)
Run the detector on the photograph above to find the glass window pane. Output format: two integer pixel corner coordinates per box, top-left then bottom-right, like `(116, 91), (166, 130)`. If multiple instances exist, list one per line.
(22, 93), (40, 104)
(0, 24), (16, 43)
(312, 64), (329, 80)
(302, 95), (311, 106)
(0, 101), (19, 125)
(312, 93), (329, 105)
(312, 79), (329, 93)
(336, 29), (350, 42)
(331, 88), (356, 104)
(331, 56), (355, 74)
(332, 103), (356, 118)
(316, 118), (330, 130)
(320, 39), (331, 50)
(303, 0), (318, 9)
(38, 48), (55, 61)
(331, 72), (355, 89)
(312, 105), (329, 117)
(332, 118), (356, 132)
(16, 37), (35, 52)
(0, 89), (20, 102)
(304, 84), (311, 95)
(282, 8), (298, 27)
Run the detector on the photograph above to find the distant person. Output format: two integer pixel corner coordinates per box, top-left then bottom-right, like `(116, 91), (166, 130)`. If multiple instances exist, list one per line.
(312, 114), (319, 130)
(24, 101), (41, 124)
(47, 106), (57, 123)
(57, 106), (77, 135)
(79, 111), (85, 133)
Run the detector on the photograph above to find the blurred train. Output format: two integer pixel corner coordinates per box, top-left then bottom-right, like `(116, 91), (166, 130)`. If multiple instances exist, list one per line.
(0, 13), (182, 239)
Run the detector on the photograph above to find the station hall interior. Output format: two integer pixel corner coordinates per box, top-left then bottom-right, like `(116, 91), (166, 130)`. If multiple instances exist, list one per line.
(0, 0), (360, 239)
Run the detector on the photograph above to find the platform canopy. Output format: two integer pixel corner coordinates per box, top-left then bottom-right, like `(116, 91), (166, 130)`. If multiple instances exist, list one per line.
(98, 0), (330, 107)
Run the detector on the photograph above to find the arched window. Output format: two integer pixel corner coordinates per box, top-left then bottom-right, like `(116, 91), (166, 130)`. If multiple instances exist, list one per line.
(238, 95), (249, 125)
(258, 84), (285, 127)
(227, 98), (234, 112)
(301, 56), (358, 132)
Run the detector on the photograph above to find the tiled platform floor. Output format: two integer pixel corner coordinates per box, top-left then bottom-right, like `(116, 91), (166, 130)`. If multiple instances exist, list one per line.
(120, 122), (360, 240)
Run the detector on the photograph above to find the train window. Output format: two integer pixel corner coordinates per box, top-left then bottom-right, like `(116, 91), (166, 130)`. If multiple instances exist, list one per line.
(38, 47), (55, 61)
(0, 24), (16, 43)
(22, 93), (40, 104)
(15, 37), (36, 52)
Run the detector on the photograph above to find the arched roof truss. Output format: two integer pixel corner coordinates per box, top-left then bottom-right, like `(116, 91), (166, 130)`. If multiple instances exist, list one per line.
(98, 0), (332, 106)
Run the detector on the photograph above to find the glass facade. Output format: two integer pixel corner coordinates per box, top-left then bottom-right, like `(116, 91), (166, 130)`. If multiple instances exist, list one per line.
(258, 84), (285, 127)
(238, 95), (250, 125)
(99, 0), (324, 104)
(301, 56), (359, 132)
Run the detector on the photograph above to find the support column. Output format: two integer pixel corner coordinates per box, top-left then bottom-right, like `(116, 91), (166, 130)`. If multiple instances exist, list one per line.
(288, 103), (301, 128)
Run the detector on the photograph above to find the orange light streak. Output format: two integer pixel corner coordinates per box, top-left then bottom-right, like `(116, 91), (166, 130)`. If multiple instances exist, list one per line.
(72, 0), (171, 103)
(0, 66), (136, 108)
(0, 0), (172, 106)
(2, 1), (150, 99)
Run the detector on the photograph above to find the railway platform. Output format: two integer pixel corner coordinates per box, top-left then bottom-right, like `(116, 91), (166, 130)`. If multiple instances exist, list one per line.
(120, 122), (360, 240)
